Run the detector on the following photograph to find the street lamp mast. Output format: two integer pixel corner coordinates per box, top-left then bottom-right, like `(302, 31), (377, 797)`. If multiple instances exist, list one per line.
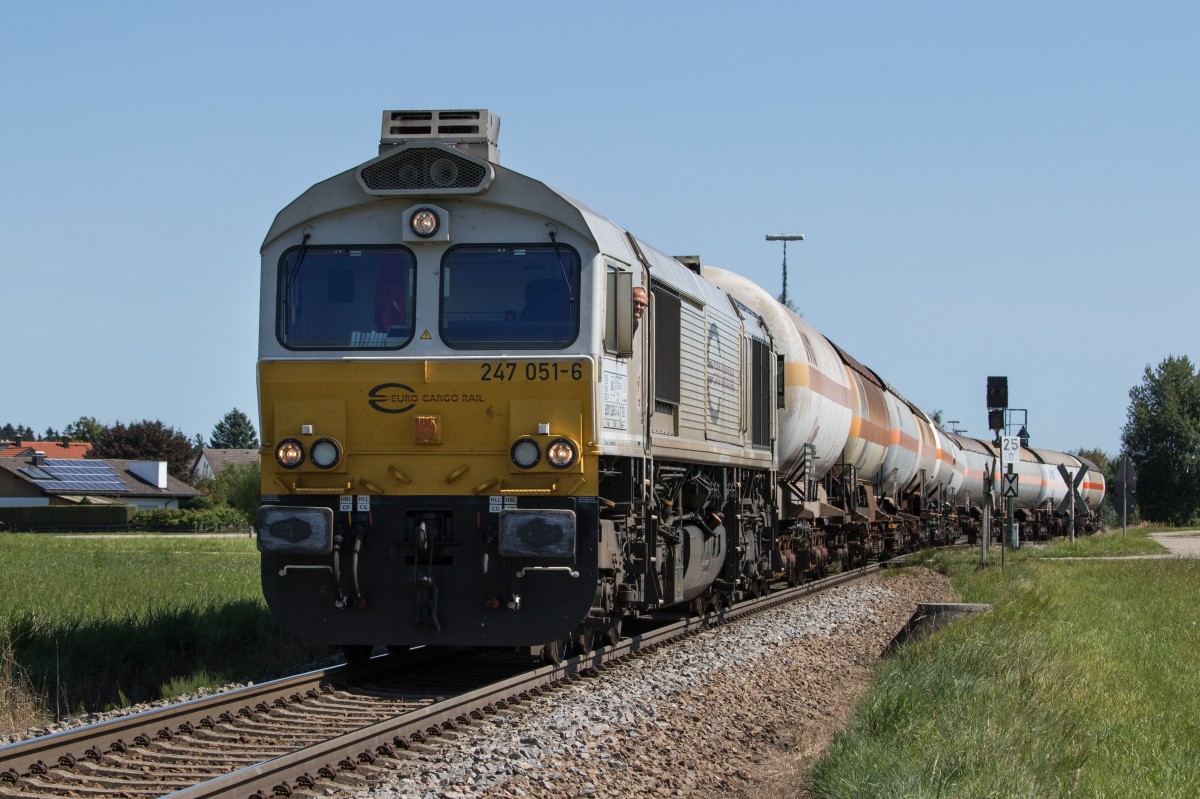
(765, 234), (804, 309)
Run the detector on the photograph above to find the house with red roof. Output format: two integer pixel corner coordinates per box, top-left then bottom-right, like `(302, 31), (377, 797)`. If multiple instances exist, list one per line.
(0, 437), (93, 460)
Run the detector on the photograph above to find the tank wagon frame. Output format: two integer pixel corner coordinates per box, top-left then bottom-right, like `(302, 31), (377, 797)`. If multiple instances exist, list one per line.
(255, 110), (1104, 661)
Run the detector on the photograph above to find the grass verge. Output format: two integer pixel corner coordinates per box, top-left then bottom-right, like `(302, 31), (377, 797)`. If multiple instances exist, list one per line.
(1, 533), (324, 733)
(807, 528), (1200, 798)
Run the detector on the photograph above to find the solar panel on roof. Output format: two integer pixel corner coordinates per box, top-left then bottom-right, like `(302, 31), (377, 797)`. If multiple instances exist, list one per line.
(22, 459), (131, 492)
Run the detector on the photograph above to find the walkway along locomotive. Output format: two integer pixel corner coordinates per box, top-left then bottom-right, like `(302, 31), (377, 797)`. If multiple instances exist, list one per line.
(255, 110), (1105, 662)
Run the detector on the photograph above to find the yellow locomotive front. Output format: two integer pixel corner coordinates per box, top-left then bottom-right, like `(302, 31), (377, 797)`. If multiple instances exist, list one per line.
(256, 112), (620, 657)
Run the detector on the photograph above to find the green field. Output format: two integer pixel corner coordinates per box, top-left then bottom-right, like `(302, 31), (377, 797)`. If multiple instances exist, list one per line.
(809, 529), (1200, 798)
(1, 534), (323, 730)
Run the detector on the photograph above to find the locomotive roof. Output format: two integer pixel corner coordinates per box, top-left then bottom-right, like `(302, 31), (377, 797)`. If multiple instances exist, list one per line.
(262, 145), (745, 320)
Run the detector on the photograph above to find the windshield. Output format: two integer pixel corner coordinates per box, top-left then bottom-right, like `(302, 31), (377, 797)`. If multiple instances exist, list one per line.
(277, 246), (416, 349)
(440, 244), (580, 348)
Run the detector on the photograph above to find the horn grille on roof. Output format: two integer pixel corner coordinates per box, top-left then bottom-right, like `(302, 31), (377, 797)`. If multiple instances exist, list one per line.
(357, 146), (492, 195)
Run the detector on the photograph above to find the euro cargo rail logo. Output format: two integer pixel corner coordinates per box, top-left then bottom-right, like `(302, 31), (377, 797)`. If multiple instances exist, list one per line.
(368, 383), (418, 414)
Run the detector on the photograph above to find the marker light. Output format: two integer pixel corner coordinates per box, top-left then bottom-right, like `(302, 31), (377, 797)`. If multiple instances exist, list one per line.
(545, 438), (578, 469)
(410, 207), (440, 238)
(510, 438), (540, 469)
(310, 438), (341, 469)
(276, 439), (305, 469)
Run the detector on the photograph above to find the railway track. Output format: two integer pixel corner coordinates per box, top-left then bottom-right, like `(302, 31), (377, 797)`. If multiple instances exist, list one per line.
(0, 562), (884, 799)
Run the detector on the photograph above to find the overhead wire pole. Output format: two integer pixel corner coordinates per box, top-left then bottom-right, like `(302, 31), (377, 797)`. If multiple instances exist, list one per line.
(766, 234), (804, 308)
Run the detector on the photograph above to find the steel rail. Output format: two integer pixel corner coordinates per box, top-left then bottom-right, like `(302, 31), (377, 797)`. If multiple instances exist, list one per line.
(0, 647), (446, 784)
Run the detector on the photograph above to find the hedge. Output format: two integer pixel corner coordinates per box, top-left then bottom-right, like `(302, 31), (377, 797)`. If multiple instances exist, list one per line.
(131, 506), (249, 532)
(0, 504), (137, 531)
(0, 505), (252, 533)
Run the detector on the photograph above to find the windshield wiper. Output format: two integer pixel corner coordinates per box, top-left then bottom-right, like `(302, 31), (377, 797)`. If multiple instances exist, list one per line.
(283, 231), (312, 306)
(547, 229), (575, 307)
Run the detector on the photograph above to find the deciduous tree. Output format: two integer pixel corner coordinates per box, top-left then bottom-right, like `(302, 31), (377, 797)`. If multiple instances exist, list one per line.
(1121, 355), (1200, 525)
(88, 420), (196, 479)
(63, 416), (104, 442)
(213, 461), (261, 522)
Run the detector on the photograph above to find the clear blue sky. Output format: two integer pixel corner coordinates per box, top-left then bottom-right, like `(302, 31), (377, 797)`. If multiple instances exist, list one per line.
(3, 1), (1195, 457)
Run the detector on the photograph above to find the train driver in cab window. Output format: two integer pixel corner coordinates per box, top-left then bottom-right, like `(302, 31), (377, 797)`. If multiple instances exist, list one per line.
(632, 285), (648, 331)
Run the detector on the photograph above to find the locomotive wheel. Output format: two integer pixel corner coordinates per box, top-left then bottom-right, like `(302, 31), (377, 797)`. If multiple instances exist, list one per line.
(341, 644), (373, 664)
(572, 625), (595, 656)
(540, 638), (566, 665)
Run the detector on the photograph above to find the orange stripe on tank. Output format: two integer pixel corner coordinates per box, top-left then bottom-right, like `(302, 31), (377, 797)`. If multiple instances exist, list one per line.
(850, 417), (890, 448)
(889, 428), (920, 452)
(784, 362), (852, 408)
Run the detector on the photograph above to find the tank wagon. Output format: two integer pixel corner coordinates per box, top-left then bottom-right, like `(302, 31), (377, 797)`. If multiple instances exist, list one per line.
(255, 110), (1104, 661)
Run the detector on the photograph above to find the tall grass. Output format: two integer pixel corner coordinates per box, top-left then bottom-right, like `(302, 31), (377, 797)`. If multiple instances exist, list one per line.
(0, 534), (324, 728)
(809, 529), (1200, 798)
(1, 634), (46, 733)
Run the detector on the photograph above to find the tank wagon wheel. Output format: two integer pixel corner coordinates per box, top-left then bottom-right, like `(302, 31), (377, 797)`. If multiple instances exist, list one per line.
(341, 644), (373, 664)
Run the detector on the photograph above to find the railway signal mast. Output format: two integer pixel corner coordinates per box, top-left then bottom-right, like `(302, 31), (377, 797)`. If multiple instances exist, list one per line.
(986, 376), (1009, 565)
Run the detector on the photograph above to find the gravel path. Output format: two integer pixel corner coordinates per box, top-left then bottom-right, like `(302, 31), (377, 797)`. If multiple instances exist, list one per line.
(1150, 531), (1200, 557)
(322, 567), (956, 799)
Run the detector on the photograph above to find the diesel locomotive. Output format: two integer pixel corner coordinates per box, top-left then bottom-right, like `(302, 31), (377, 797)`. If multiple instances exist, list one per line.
(255, 110), (1105, 662)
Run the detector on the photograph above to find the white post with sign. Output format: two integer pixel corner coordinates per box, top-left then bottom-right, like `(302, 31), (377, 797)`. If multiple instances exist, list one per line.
(1001, 436), (1020, 470)
(1001, 436), (1019, 549)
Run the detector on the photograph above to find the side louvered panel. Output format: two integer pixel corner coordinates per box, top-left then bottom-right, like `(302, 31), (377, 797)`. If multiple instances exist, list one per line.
(678, 303), (707, 439)
(704, 312), (742, 445)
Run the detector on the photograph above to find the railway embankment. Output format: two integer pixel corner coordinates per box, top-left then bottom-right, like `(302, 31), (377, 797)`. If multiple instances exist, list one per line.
(306, 568), (956, 799)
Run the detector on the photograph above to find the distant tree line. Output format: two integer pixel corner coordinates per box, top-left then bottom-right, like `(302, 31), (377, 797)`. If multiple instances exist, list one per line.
(1, 408), (260, 481)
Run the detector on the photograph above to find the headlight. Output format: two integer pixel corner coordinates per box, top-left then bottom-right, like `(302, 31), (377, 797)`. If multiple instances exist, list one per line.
(511, 438), (540, 469)
(545, 438), (578, 469)
(275, 439), (305, 469)
(310, 438), (341, 469)
(409, 207), (440, 238)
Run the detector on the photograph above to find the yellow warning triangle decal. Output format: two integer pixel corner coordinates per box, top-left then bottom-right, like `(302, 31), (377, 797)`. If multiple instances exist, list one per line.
(420, 329), (432, 340)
